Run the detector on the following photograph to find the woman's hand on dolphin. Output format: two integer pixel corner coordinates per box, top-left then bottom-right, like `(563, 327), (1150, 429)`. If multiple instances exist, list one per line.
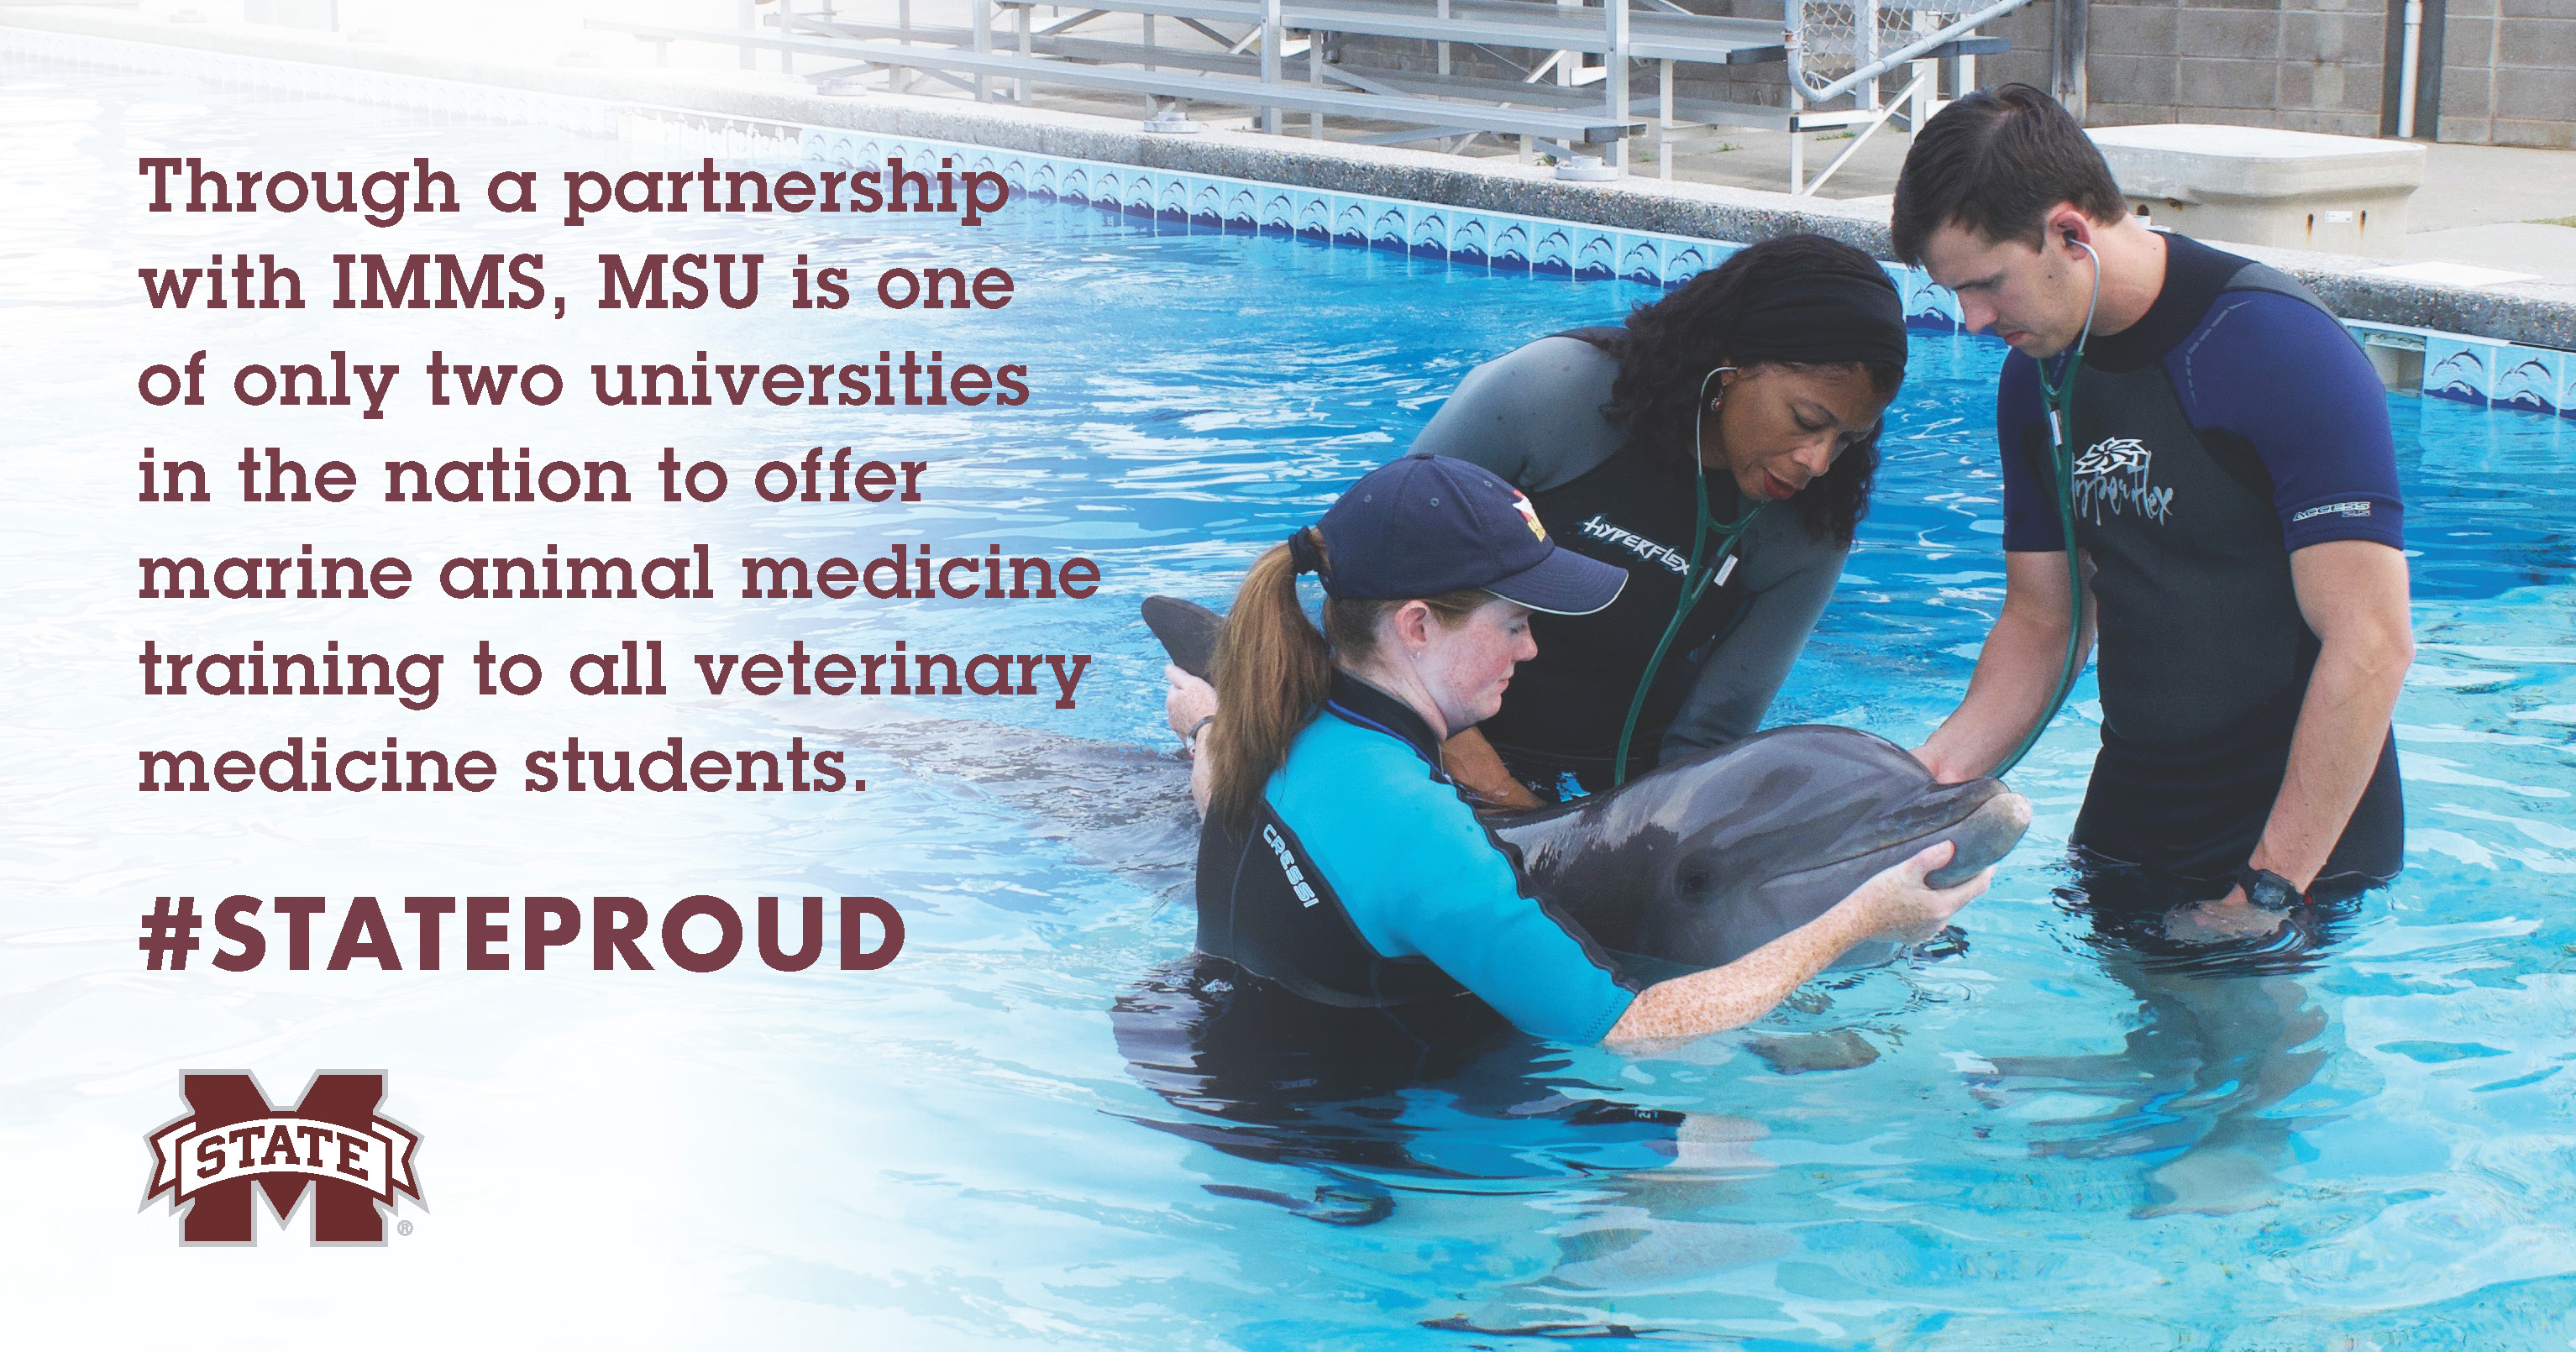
(1603, 841), (1991, 1050)
(1165, 664), (1220, 818)
(1861, 841), (1991, 943)
(1165, 664), (1218, 750)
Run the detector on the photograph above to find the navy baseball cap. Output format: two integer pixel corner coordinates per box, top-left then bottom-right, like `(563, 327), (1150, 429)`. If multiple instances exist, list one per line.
(1315, 453), (1624, 615)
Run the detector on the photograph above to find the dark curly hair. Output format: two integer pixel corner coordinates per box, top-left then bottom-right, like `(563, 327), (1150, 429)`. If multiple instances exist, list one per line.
(1598, 234), (1905, 546)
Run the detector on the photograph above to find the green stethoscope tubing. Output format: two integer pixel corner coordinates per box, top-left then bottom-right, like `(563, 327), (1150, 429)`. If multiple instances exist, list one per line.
(1612, 366), (1765, 786)
(1987, 238), (2102, 779)
(1608, 263), (2101, 789)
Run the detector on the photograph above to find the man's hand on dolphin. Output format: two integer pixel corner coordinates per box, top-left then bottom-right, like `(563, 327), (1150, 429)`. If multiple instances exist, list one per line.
(2162, 893), (2291, 945)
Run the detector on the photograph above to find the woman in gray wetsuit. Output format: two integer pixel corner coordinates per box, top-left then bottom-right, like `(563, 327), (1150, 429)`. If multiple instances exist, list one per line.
(1409, 233), (1909, 806)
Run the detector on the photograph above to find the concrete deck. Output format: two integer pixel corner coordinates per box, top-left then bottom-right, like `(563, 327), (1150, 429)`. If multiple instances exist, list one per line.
(8, 0), (2573, 349)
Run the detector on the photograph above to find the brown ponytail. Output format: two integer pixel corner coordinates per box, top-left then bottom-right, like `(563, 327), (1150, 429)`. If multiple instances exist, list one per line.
(1205, 527), (1490, 830)
(1206, 533), (1331, 830)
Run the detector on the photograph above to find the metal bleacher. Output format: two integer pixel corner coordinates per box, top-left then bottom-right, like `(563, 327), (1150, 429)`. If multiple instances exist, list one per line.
(590, 0), (2028, 195)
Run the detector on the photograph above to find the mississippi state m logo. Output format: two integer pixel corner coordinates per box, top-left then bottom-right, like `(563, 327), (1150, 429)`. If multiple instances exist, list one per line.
(144, 1071), (422, 1245)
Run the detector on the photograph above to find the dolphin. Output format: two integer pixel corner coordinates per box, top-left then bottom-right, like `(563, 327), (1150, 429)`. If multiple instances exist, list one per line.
(1493, 726), (2030, 975)
(1146, 595), (2030, 977)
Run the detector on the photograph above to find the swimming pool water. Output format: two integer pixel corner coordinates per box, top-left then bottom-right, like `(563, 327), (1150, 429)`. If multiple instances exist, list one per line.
(5, 55), (2575, 1350)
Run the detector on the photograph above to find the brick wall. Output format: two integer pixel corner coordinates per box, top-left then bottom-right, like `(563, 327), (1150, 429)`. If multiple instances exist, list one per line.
(2437, 0), (2576, 148)
(1981, 0), (2390, 135)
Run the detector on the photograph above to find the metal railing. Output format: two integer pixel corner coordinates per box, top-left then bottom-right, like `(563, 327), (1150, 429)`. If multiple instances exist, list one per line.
(590, 0), (2028, 194)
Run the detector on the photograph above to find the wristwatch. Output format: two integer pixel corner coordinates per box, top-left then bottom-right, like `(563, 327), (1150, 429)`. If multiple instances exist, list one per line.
(2232, 867), (2307, 911)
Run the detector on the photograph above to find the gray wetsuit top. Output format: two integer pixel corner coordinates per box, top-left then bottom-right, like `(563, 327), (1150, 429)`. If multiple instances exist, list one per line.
(1413, 335), (1847, 766)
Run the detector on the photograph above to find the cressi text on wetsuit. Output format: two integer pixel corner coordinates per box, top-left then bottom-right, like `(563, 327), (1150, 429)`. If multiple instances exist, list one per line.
(1194, 672), (1639, 1045)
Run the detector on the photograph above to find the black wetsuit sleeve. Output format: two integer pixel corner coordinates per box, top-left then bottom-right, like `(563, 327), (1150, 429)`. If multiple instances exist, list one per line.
(1412, 336), (1624, 492)
(1660, 512), (1847, 754)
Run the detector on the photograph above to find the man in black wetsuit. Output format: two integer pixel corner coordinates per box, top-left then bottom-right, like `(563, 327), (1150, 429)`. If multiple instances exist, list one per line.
(1891, 86), (2415, 941)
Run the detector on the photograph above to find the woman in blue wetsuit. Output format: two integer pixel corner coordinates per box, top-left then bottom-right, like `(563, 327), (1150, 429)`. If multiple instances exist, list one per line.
(1191, 453), (1988, 1049)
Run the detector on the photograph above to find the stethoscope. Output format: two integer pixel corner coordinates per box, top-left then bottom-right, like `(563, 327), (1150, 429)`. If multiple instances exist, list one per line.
(1610, 364), (1767, 785)
(1988, 233), (2102, 778)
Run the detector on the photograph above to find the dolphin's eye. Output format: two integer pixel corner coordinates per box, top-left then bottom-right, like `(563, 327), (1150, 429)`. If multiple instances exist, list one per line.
(1678, 867), (1713, 899)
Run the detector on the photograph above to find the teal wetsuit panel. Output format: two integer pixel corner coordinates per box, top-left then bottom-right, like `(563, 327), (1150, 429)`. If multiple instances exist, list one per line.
(1267, 710), (1637, 1045)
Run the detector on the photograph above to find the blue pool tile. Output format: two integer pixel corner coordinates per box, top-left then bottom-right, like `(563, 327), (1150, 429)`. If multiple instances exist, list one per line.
(2425, 336), (2498, 406)
(1449, 216), (1491, 268)
(1293, 195), (1329, 242)
(2491, 346), (2565, 417)
(1409, 210), (1450, 259)
(1531, 225), (1574, 276)
(1331, 197), (1367, 248)
(1899, 265), (1963, 333)
(1620, 237), (1662, 286)
(1369, 204), (1409, 254)
(1666, 243), (1712, 287)
(1573, 229), (1616, 281)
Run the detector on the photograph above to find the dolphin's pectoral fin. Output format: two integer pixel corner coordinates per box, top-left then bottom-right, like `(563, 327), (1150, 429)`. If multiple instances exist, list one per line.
(1828, 937), (1902, 971)
(1746, 1030), (1881, 1074)
(1143, 595), (1227, 680)
(1420, 1313), (1677, 1339)
(1924, 791), (2034, 886)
